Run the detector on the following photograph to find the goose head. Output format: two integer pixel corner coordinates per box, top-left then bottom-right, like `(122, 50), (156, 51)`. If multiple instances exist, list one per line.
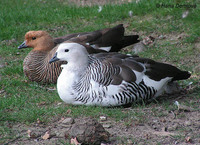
(18, 31), (55, 52)
(49, 42), (89, 66)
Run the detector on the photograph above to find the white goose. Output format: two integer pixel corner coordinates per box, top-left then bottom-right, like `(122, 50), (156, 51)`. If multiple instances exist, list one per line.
(49, 43), (191, 107)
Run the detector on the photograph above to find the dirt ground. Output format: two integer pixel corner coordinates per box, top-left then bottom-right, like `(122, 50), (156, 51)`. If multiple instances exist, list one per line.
(3, 88), (200, 145)
(4, 106), (200, 144)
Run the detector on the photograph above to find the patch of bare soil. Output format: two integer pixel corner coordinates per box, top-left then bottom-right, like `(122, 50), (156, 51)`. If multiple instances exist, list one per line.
(3, 94), (200, 145)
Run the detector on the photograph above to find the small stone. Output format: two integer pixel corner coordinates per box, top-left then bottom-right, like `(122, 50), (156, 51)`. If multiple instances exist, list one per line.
(62, 117), (74, 125)
(153, 120), (158, 123)
(179, 104), (193, 112)
(128, 11), (133, 17)
(160, 118), (166, 123)
(0, 64), (5, 68)
(168, 124), (178, 131)
(152, 125), (157, 129)
(27, 130), (40, 139)
(184, 121), (192, 126)
(175, 141), (179, 144)
(68, 118), (110, 144)
(132, 42), (147, 53)
(158, 35), (166, 39)
(55, 129), (69, 137)
(127, 139), (134, 144)
(161, 127), (167, 132)
(144, 133), (151, 139)
(37, 118), (41, 124)
(102, 124), (111, 128)
(100, 116), (107, 121)
(0, 90), (5, 94)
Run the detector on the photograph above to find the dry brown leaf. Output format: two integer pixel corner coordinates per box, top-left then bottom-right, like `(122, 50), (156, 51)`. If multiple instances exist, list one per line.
(160, 118), (166, 123)
(67, 109), (72, 114)
(144, 133), (151, 139)
(59, 117), (65, 123)
(37, 118), (41, 124)
(100, 116), (107, 121)
(71, 137), (81, 145)
(47, 87), (56, 91)
(37, 101), (46, 106)
(42, 131), (51, 140)
(27, 129), (37, 138)
(185, 136), (192, 143)
(27, 129), (31, 137)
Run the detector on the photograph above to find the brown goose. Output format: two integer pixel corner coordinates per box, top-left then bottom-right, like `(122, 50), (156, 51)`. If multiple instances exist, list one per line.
(18, 24), (140, 84)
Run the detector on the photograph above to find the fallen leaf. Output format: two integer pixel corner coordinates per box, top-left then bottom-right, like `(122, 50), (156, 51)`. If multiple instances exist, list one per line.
(185, 136), (192, 143)
(59, 117), (65, 123)
(47, 87), (56, 91)
(67, 109), (72, 114)
(42, 131), (51, 140)
(144, 133), (151, 139)
(37, 118), (41, 124)
(71, 137), (81, 145)
(27, 130), (31, 137)
(100, 116), (107, 121)
(102, 124), (112, 128)
(27, 130), (37, 138)
(160, 118), (166, 123)
(37, 101), (46, 106)
(142, 36), (155, 45)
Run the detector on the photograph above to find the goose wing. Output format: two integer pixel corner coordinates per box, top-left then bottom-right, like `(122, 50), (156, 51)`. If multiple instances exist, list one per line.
(87, 53), (190, 87)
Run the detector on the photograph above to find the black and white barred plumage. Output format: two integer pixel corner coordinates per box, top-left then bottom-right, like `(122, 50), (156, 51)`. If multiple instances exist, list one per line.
(49, 43), (191, 107)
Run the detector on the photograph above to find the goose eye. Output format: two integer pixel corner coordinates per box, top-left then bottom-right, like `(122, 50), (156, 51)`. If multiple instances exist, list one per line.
(32, 37), (36, 40)
(65, 49), (69, 52)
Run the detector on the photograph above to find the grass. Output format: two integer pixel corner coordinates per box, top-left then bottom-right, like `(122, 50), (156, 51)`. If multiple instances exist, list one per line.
(0, 0), (200, 144)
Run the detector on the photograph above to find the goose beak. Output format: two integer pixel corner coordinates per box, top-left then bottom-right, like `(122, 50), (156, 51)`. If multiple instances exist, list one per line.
(18, 41), (28, 49)
(49, 52), (60, 64)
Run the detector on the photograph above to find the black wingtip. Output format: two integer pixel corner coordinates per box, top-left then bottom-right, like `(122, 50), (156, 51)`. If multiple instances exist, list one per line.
(172, 71), (191, 81)
(122, 35), (140, 47)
